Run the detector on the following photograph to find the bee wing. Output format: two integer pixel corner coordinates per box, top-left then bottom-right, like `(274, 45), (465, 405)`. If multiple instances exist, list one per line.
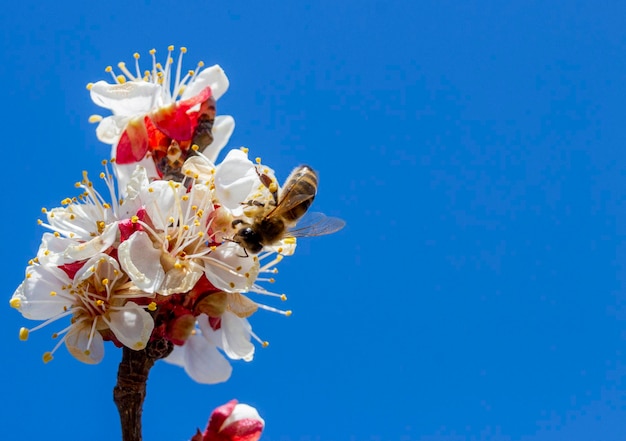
(268, 191), (315, 217)
(286, 212), (346, 238)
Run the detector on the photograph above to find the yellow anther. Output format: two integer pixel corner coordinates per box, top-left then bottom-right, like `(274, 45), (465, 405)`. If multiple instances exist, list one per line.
(197, 61), (205, 67)
(50, 291), (57, 296)
(284, 237), (296, 245)
(191, 144), (199, 151)
(44, 250), (50, 256)
(262, 341), (270, 348)
(174, 262), (183, 269)
(210, 246), (217, 251)
(280, 294), (287, 301)
(269, 278), (276, 283)
(149, 49), (156, 55)
(131, 215), (139, 223)
(240, 147), (249, 154)
(86, 82), (94, 90)
(117, 75), (126, 83)
(148, 187), (154, 193)
(117, 61), (126, 68)
(53, 232), (60, 238)
(197, 231), (205, 237)
(111, 157), (116, 163)
(19, 327), (29, 341)
(269, 182), (278, 193)
(244, 272), (250, 278)
(52, 333), (58, 339)
(134, 52), (140, 59)
(182, 195), (189, 201)
(84, 350), (91, 356)
(180, 47), (187, 53)
(105, 66), (113, 72)
(285, 310), (293, 317)
(69, 214), (75, 220)
(103, 203), (111, 209)
(41, 207), (48, 213)
(148, 302), (157, 312)
(102, 278), (109, 286)
(168, 45), (174, 51)
(229, 282), (235, 289)
(188, 69), (195, 76)
(183, 225), (190, 231)
(61, 198), (72, 205)
(276, 255), (284, 262)
(255, 157), (262, 164)
(10, 298), (21, 309)
(96, 300), (105, 306)
(89, 115), (103, 123)
(99, 172), (105, 179)
(43, 352), (53, 363)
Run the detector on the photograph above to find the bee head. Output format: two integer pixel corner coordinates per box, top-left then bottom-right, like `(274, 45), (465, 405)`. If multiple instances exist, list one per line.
(233, 227), (264, 254)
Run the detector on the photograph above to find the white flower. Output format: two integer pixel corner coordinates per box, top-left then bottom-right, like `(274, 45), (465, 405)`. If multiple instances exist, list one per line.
(88, 46), (235, 170)
(164, 312), (253, 384)
(10, 254), (154, 364)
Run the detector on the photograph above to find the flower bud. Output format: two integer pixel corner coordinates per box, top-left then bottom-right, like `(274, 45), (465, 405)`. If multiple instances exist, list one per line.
(197, 399), (264, 441)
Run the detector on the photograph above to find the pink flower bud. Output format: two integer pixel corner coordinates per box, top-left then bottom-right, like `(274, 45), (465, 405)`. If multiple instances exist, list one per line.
(197, 399), (264, 441)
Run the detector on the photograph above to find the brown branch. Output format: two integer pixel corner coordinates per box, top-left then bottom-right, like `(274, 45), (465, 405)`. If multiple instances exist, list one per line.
(113, 340), (173, 441)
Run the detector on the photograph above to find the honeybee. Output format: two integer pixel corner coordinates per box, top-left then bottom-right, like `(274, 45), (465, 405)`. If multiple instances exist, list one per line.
(232, 165), (345, 254)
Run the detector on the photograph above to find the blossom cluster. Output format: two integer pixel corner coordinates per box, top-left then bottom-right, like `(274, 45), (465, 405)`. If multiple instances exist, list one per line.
(9, 47), (308, 385)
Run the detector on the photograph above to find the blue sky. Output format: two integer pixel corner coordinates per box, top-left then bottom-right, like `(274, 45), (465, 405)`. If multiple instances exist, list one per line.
(2, 1), (626, 440)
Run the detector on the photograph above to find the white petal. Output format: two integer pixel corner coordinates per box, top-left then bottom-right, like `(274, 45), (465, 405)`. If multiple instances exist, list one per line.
(220, 312), (254, 361)
(114, 157), (160, 200)
(223, 404), (265, 428)
(163, 343), (186, 367)
(64, 222), (118, 261)
(65, 323), (105, 364)
(37, 233), (79, 266)
(203, 242), (260, 292)
(95, 115), (128, 144)
(140, 180), (183, 231)
(214, 149), (259, 211)
(118, 231), (165, 293)
(203, 115), (235, 163)
(108, 302), (154, 350)
(182, 64), (229, 101)
(181, 155), (216, 181)
(182, 332), (233, 384)
(16, 265), (73, 320)
(90, 80), (159, 116)
(159, 265), (203, 296)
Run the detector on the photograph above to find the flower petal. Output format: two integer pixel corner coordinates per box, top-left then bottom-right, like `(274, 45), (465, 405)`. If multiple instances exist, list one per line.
(95, 115), (128, 144)
(220, 312), (254, 361)
(182, 332), (233, 384)
(108, 302), (154, 350)
(203, 115), (235, 164)
(203, 242), (259, 293)
(182, 65), (229, 102)
(65, 322), (105, 364)
(14, 265), (73, 320)
(90, 80), (159, 116)
(118, 231), (165, 293)
(214, 149), (259, 212)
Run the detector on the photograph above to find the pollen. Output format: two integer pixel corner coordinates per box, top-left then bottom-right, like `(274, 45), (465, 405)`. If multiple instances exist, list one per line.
(42, 352), (53, 363)
(280, 294), (287, 301)
(240, 147), (249, 154)
(131, 215), (139, 223)
(102, 278), (109, 286)
(262, 341), (270, 348)
(86, 82), (94, 90)
(269, 182), (278, 193)
(148, 302), (157, 312)
(105, 66), (113, 73)
(19, 327), (29, 341)
(50, 291), (57, 296)
(10, 298), (21, 309)
(255, 157), (262, 164)
(89, 115), (103, 123)
(191, 144), (199, 151)
(285, 310), (293, 317)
